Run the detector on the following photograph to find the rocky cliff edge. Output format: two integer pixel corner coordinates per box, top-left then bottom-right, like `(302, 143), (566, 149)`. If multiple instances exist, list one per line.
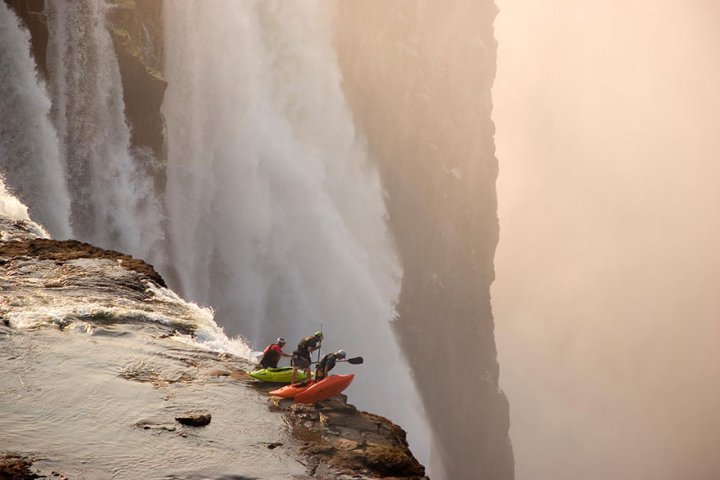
(0, 220), (427, 479)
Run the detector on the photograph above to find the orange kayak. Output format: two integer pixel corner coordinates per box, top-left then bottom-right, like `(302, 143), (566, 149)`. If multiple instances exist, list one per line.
(294, 374), (354, 403)
(269, 380), (314, 398)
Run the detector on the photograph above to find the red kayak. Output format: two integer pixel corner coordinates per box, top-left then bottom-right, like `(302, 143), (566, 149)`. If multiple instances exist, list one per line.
(269, 380), (314, 398)
(294, 374), (354, 403)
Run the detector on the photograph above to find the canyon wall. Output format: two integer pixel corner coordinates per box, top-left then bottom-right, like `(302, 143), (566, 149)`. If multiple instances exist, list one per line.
(334, 2), (514, 479)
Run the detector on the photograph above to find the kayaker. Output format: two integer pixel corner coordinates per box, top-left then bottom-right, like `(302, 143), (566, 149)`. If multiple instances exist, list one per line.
(290, 331), (323, 384)
(258, 337), (292, 369)
(314, 350), (346, 381)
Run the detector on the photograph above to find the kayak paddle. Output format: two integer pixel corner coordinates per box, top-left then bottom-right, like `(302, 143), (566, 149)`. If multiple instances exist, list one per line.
(311, 356), (363, 365)
(342, 356), (363, 364)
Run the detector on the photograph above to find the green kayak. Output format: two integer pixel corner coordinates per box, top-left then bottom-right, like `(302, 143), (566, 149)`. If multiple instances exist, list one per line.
(248, 367), (308, 383)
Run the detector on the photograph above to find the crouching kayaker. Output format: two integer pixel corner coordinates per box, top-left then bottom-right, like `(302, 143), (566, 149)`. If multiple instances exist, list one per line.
(258, 337), (292, 369)
(314, 350), (346, 381)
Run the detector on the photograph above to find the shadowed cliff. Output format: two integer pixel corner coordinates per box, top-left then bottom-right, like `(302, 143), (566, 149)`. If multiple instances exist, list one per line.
(334, 2), (514, 479)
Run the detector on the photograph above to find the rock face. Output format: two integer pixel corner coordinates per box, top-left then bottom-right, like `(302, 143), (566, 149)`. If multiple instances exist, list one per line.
(0, 238), (166, 287)
(105, 0), (167, 161)
(334, 2), (514, 479)
(0, 223), (430, 478)
(175, 411), (212, 427)
(0, 453), (39, 480)
(263, 390), (428, 480)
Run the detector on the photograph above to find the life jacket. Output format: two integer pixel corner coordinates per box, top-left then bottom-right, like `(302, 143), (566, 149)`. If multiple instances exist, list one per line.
(295, 336), (318, 357)
(263, 343), (280, 356)
(260, 343), (282, 367)
(315, 353), (337, 380)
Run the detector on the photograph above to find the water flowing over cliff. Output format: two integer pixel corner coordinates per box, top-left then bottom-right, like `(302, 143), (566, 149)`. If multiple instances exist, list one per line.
(1, 1), (513, 478)
(2, 0), (164, 261)
(161, 1), (431, 465)
(45, 0), (164, 261)
(0, 2), (71, 238)
(0, 178), (296, 479)
(0, 179), (427, 479)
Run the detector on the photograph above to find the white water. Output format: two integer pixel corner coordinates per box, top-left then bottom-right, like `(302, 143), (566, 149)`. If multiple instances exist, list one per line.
(1, 170), (252, 362)
(1, 0), (433, 469)
(163, 0), (431, 467)
(0, 3), (71, 238)
(45, 0), (164, 262)
(0, 177), (49, 241)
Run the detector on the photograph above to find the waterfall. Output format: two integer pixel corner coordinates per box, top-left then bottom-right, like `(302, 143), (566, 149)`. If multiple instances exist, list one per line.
(44, 0), (164, 262)
(1, 0), (434, 468)
(163, 0), (431, 463)
(0, 3), (71, 238)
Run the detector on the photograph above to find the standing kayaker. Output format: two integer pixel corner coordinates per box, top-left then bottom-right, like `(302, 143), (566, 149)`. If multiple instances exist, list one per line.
(314, 350), (346, 381)
(258, 337), (292, 369)
(290, 331), (323, 384)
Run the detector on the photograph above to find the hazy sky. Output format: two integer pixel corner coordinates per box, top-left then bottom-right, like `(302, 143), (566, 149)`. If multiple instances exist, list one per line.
(492, 1), (720, 479)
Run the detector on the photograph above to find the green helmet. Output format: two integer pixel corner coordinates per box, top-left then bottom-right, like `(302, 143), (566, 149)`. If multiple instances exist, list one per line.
(314, 331), (323, 339)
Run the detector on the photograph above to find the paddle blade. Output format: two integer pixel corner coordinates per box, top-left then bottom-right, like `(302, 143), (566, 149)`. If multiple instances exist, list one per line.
(346, 356), (363, 364)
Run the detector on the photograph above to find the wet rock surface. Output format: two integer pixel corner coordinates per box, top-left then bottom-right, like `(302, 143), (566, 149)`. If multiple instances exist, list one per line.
(0, 453), (70, 480)
(0, 238), (166, 287)
(0, 230), (428, 478)
(175, 411), (212, 427)
(0, 453), (38, 480)
(250, 380), (429, 480)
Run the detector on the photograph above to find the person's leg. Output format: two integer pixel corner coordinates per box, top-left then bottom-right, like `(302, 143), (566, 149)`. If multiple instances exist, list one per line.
(290, 355), (299, 383)
(291, 355), (310, 384)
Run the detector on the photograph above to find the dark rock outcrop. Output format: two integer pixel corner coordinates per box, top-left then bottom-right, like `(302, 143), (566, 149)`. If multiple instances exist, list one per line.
(106, 0), (167, 162)
(175, 411), (212, 427)
(224, 371), (428, 479)
(0, 238), (166, 287)
(0, 225), (430, 477)
(0, 453), (39, 480)
(270, 394), (428, 480)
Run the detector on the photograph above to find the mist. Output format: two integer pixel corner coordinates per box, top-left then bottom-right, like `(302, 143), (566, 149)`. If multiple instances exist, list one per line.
(492, 1), (720, 479)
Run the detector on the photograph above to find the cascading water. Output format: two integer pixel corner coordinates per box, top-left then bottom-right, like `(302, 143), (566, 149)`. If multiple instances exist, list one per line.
(2, 0), (435, 471)
(163, 1), (432, 466)
(0, 3), (71, 239)
(44, 0), (164, 262)
(0, 176), (50, 240)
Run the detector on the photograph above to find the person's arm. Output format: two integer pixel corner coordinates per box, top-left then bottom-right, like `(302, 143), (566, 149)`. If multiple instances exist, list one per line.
(275, 346), (290, 358)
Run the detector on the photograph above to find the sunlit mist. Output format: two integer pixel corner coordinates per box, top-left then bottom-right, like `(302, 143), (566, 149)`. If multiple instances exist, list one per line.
(493, 1), (720, 479)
